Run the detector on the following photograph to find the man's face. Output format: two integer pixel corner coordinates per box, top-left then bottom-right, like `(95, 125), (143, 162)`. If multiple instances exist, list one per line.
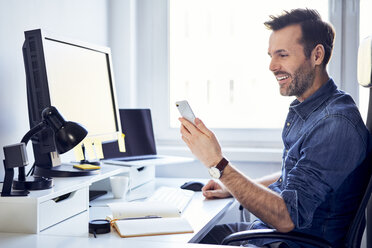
(268, 24), (315, 100)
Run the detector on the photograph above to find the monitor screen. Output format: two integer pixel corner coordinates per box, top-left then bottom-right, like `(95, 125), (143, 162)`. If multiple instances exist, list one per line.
(44, 38), (118, 138)
(22, 29), (121, 176)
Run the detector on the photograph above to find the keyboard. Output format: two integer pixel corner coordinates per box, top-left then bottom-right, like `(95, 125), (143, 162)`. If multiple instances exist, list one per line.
(146, 186), (195, 213)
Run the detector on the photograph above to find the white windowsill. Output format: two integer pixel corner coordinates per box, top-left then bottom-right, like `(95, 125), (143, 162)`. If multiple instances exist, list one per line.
(157, 145), (283, 164)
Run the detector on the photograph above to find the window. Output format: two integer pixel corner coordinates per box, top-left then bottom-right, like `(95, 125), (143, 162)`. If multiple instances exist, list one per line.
(133, 0), (360, 160)
(169, 0), (328, 129)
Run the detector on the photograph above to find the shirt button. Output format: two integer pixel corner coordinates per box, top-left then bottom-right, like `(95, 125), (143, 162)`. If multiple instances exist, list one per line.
(286, 122), (291, 126)
(279, 178), (283, 182)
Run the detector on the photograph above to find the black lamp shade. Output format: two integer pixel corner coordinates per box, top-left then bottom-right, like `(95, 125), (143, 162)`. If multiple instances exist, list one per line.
(55, 121), (88, 154)
(39, 106), (87, 154)
(10, 106), (89, 192)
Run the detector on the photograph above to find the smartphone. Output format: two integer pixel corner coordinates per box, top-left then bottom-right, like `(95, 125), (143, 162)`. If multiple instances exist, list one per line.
(175, 100), (196, 124)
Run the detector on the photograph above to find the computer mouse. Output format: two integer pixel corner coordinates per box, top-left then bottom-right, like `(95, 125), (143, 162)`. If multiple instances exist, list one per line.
(180, 181), (205, 192)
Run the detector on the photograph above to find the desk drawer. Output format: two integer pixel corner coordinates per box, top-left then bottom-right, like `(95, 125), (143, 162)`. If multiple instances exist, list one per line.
(41, 210), (89, 236)
(39, 187), (88, 231)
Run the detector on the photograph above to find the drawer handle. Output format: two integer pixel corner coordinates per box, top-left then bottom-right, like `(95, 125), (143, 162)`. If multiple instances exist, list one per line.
(52, 192), (75, 203)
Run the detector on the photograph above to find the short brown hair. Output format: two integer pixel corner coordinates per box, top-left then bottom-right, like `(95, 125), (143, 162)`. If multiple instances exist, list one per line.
(264, 8), (335, 67)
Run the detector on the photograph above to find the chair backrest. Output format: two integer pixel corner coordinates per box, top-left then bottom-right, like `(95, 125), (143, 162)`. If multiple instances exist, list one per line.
(344, 151), (372, 247)
(347, 35), (372, 248)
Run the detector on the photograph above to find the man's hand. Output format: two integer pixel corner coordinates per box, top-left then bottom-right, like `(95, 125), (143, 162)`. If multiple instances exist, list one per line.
(179, 117), (223, 168)
(202, 180), (232, 199)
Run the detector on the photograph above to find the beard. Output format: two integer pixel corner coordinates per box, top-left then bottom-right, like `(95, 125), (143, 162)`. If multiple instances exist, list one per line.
(280, 61), (315, 97)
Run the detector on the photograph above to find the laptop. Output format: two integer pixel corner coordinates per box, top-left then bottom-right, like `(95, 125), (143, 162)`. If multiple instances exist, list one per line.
(102, 109), (192, 166)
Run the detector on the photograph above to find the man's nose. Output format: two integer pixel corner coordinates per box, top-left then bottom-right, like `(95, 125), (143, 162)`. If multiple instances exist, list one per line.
(269, 58), (279, 72)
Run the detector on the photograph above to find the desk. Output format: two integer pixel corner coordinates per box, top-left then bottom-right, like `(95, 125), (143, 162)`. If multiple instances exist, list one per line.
(89, 177), (234, 243)
(0, 232), (229, 248)
(0, 164), (130, 234)
(0, 165), (234, 247)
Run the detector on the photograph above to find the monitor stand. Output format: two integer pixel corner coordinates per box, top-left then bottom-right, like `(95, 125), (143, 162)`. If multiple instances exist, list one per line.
(12, 176), (53, 191)
(33, 163), (98, 177)
(75, 159), (100, 165)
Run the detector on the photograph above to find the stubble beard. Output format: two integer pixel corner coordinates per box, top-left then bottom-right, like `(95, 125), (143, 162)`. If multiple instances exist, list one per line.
(280, 61), (315, 98)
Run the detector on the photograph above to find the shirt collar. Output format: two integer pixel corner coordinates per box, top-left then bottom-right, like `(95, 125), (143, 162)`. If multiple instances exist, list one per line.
(289, 78), (337, 120)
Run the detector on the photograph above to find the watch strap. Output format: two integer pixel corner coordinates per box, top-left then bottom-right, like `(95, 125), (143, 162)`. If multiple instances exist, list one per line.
(215, 157), (229, 173)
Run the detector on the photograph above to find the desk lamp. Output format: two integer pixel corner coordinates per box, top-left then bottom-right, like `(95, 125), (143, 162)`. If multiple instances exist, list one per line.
(1, 106), (87, 196)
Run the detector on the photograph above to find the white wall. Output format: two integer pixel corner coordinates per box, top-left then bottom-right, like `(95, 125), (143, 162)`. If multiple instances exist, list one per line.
(0, 0), (283, 183)
(108, 0), (137, 108)
(0, 0), (110, 180)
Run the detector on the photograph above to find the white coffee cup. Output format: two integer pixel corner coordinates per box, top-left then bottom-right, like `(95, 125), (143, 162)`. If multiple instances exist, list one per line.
(110, 176), (130, 199)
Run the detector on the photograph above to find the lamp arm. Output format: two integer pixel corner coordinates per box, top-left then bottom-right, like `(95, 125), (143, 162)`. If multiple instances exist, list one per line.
(18, 121), (47, 181)
(21, 122), (47, 145)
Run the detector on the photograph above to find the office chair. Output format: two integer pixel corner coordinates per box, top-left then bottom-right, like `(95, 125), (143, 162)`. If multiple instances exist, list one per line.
(222, 36), (372, 247)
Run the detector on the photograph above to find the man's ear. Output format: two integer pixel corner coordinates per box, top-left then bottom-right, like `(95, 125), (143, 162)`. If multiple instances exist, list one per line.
(312, 44), (325, 66)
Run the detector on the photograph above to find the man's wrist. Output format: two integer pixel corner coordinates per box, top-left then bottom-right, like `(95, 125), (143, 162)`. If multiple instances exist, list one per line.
(208, 157), (229, 179)
(208, 156), (224, 168)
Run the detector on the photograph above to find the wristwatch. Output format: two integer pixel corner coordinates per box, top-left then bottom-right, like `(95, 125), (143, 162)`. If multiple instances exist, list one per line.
(208, 158), (229, 179)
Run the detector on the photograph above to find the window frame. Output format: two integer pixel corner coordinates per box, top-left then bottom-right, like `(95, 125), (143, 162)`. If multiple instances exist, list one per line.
(128, 0), (360, 162)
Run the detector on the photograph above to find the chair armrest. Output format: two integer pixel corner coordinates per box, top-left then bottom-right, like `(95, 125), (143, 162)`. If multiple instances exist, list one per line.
(221, 229), (332, 248)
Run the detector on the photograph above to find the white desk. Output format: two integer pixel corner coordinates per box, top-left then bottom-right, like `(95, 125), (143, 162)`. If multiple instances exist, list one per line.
(0, 232), (229, 248)
(89, 177), (234, 243)
(0, 165), (234, 247)
(0, 164), (129, 234)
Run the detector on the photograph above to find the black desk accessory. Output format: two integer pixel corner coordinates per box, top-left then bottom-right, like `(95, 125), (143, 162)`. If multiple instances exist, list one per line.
(89, 219), (111, 238)
(180, 181), (204, 192)
(1, 143), (30, 196)
(1, 106), (87, 195)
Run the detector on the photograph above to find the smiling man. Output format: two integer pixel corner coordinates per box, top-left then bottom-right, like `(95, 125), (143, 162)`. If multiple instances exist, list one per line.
(179, 9), (371, 248)
(268, 11), (331, 102)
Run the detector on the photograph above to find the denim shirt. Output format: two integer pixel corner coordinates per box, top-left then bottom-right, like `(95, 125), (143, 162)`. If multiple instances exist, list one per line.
(253, 79), (371, 247)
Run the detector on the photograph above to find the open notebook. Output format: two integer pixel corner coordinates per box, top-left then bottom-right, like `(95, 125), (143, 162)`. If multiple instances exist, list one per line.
(102, 109), (191, 166)
(107, 202), (193, 238)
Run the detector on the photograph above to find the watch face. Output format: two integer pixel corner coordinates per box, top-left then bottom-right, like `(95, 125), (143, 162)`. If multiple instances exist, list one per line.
(209, 167), (221, 179)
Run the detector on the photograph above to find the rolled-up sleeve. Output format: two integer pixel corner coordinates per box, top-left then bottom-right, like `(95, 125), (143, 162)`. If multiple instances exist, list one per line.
(279, 115), (367, 229)
(280, 190), (300, 226)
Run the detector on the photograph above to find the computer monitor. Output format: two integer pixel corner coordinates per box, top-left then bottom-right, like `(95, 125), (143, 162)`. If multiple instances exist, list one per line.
(22, 29), (122, 177)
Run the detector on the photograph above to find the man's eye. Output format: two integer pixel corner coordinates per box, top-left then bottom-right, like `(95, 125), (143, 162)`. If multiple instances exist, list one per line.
(280, 54), (288, 58)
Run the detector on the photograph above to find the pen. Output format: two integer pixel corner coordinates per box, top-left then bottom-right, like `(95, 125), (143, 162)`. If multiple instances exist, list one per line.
(118, 215), (162, 221)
